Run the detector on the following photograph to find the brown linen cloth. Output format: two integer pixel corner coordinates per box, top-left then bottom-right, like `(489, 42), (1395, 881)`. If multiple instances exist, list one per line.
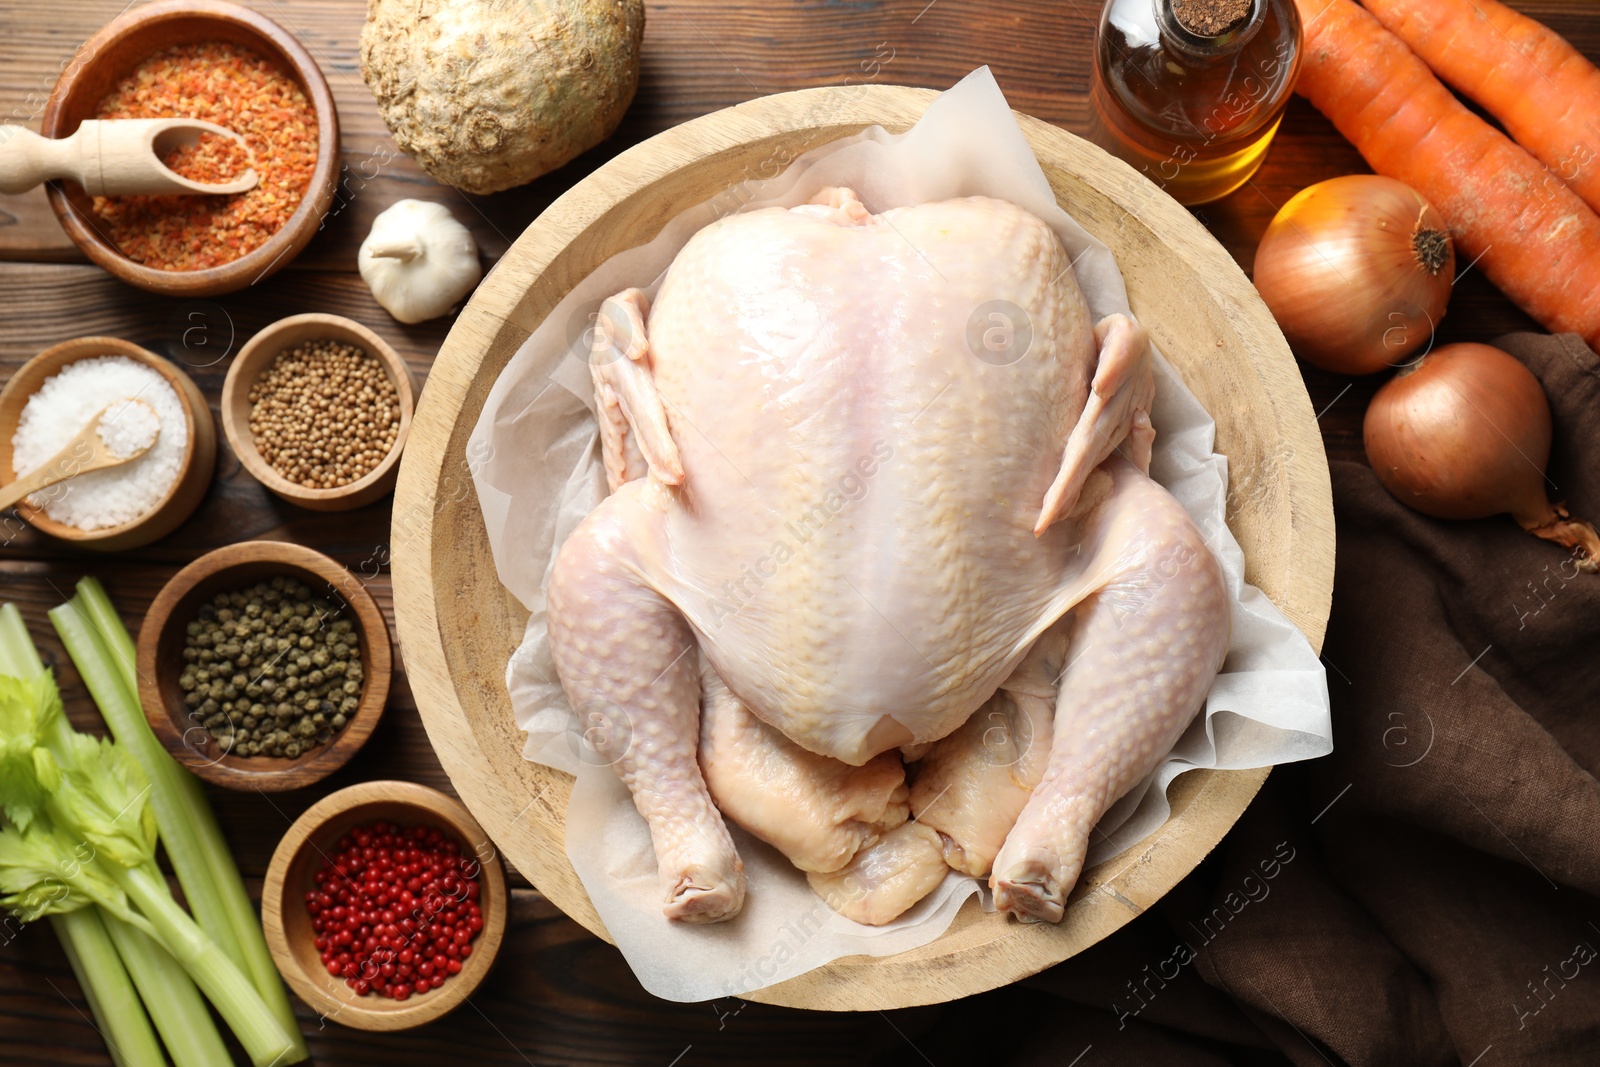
(879, 333), (1600, 1066)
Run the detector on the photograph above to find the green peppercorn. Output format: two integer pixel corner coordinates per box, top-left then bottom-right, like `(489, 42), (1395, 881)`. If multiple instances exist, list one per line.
(179, 574), (363, 760)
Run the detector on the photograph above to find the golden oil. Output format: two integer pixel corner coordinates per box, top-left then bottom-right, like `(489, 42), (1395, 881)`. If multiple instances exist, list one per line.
(1088, 0), (1303, 206)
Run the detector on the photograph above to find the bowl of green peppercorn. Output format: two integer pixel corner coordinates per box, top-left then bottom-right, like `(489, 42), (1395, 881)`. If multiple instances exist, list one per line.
(137, 540), (392, 791)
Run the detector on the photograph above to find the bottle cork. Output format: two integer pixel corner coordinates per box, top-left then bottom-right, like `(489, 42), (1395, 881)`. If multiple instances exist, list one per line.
(1171, 0), (1251, 36)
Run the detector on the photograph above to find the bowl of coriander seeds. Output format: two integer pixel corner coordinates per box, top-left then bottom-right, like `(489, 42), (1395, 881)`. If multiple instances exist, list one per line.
(221, 313), (415, 511)
(137, 540), (392, 791)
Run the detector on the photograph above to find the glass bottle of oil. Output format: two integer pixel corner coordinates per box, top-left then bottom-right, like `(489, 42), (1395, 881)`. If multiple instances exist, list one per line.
(1088, 0), (1302, 205)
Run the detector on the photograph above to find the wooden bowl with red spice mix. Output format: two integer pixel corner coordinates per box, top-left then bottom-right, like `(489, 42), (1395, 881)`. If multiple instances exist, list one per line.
(261, 781), (508, 1031)
(40, 0), (338, 296)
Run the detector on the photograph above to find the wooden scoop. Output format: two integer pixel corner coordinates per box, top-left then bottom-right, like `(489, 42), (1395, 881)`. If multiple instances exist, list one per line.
(0, 400), (161, 512)
(0, 119), (258, 196)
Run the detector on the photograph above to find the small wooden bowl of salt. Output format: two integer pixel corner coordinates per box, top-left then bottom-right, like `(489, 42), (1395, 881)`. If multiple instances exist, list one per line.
(0, 337), (216, 550)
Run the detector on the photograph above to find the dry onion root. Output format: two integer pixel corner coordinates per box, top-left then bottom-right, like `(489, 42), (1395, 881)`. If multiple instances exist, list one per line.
(1364, 342), (1600, 570)
(1255, 175), (1455, 375)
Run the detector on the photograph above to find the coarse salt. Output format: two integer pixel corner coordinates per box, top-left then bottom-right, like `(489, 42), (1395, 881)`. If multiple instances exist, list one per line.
(98, 399), (161, 459)
(12, 357), (188, 531)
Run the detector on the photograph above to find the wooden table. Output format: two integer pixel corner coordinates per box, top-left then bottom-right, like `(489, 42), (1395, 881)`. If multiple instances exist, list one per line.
(0, 1), (1590, 1063)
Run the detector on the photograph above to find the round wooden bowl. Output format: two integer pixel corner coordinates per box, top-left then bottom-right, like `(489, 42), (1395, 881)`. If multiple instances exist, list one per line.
(0, 336), (215, 551)
(390, 85), (1336, 1010)
(221, 313), (416, 512)
(136, 540), (391, 792)
(39, 0), (339, 297)
(262, 781), (508, 1030)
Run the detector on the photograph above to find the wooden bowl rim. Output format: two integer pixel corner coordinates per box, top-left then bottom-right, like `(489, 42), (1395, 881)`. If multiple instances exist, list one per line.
(0, 336), (211, 543)
(219, 313), (416, 508)
(390, 84), (1334, 1009)
(260, 780), (508, 1030)
(135, 539), (391, 791)
(38, 0), (340, 296)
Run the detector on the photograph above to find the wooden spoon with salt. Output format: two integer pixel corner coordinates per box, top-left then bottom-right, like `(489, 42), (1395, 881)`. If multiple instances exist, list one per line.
(0, 400), (161, 512)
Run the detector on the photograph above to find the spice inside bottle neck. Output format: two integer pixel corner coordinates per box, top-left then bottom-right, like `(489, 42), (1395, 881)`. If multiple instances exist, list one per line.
(1159, 0), (1264, 56)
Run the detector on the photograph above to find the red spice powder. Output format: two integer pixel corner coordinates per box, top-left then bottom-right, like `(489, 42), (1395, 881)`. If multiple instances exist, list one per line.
(90, 40), (318, 271)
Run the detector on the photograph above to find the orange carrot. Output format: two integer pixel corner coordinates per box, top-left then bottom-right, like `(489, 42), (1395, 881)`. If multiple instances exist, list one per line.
(1293, 0), (1600, 350)
(1361, 0), (1600, 216)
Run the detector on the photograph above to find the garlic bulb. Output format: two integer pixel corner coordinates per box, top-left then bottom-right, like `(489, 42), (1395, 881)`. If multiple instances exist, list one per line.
(358, 199), (482, 324)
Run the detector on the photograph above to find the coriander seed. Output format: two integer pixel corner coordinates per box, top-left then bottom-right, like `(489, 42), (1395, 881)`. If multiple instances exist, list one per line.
(248, 338), (401, 489)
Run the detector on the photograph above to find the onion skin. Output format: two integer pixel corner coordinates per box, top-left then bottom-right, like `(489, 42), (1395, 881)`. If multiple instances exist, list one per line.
(1364, 342), (1600, 570)
(1255, 175), (1454, 376)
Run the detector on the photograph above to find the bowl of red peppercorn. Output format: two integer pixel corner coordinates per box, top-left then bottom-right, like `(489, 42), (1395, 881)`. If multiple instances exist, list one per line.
(262, 780), (508, 1031)
(40, 0), (339, 296)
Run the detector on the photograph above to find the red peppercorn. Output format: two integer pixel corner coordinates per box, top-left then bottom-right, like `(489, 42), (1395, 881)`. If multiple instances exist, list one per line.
(305, 818), (484, 1000)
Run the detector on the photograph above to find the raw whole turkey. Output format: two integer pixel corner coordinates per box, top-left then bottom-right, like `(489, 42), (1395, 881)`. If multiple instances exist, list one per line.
(546, 187), (1230, 926)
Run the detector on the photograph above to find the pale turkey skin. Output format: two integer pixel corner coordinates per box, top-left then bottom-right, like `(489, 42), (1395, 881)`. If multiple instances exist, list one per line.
(546, 188), (1230, 926)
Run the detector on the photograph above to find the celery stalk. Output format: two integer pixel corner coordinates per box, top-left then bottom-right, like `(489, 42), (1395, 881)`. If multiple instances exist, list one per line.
(102, 912), (231, 1067)
(72, 578), (138, 697)
(5, 608), (167, 1067)
(52, 591), (309, 1064)
(112, 864), (296, 1067)
(48, 602), (245, 966)
(73, 578), (306, 1034)
(13, 744), (296, 1067)
(51, 908), (167, 1067)
(0, 603), (42, 679)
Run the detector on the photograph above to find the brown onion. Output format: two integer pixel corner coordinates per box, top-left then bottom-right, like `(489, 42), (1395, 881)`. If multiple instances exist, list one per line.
(1255, 175), (1454, 375)
(1364, 342), (1600, 570)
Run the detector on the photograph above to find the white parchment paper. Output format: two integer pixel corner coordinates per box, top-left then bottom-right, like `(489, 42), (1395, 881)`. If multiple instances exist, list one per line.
(468, 68), (1333, 1003)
